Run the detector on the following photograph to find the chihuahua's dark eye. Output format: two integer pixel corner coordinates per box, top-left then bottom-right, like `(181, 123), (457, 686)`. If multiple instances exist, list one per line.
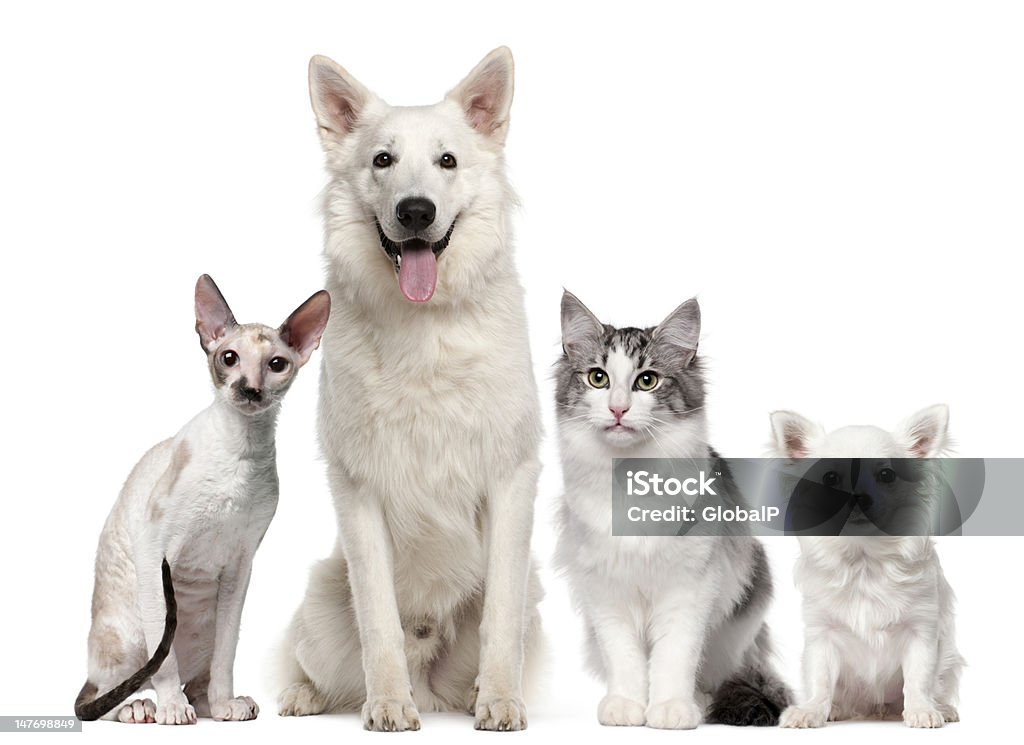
(878, 467), (897, 484)
(372, 152), (393, 168)
(822, 470), (840, 487)
(221, 350), (238, 367)
(268, 357), (289, 373)
(439, 152), (457, 169)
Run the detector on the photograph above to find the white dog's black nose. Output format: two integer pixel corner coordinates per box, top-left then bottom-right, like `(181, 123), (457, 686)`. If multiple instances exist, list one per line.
(396, 197), (436, 231)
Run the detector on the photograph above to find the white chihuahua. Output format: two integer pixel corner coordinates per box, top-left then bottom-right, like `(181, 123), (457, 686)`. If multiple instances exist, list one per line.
(770, 405), (964, 728)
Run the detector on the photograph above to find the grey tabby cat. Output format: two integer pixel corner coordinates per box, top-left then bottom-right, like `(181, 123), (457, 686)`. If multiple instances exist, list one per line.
(553, 291), (790, 728)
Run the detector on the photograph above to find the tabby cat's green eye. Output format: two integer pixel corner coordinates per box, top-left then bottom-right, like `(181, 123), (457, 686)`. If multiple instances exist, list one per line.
(635, 371), (659, 391)
(587, 369), (609, 388)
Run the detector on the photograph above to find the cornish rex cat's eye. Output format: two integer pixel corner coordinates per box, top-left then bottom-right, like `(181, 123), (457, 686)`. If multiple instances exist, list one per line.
(75, 275), (330, 724)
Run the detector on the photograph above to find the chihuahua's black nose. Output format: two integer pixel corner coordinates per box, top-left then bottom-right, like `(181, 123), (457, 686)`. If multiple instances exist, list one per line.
(396, 197), (436, 231)
(855, 492), (874, 512)
(240, 386), (262, 402)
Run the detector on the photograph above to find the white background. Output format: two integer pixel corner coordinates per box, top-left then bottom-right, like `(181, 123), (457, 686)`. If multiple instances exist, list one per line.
(1, 1), (1022, 742)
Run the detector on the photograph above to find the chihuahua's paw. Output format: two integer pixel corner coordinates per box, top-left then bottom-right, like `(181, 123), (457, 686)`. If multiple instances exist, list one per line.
(212, 696), (259, 722)
(362, 696), (421, 732)
(116, 698), (156, 723)
(646, 698), (702, 730)
(155, 699), (196, 725)
(598, 694), (646, 726)
(904, 707), (945, 728)
(780, 705), (828, 728)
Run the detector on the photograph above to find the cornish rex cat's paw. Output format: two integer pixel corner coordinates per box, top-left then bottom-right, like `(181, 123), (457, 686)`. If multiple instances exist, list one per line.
(211, 696), (259, 721)
(474, 697), (527, 731)
(116, 698), (156, 723)
(362, 696), (421, 732)
(598, 694), (645, 726)
(155, 698), (197, 725)
(646, 698), (702, 729)
(904, 706), (945, 728)
(779, 705), (827, 728)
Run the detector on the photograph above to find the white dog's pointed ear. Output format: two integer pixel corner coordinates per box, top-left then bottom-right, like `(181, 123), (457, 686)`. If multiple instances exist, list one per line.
(446, 46), (514, 143)
(561, 290), (604, 362)
(652, 299), (701, 367)
(899, 404), (950, 457)
(309, 55), (373, 144)
(770, 410), (824, 459)
(280, 290), (331, 366)
(195, 274), (237, 352)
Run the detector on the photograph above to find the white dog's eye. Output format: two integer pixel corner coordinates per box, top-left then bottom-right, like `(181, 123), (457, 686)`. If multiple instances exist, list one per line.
(878, 467), (896, 484)
(373, 152), (393, 168)
(439, 152), (457, 169)
(822, 470), (840, 487)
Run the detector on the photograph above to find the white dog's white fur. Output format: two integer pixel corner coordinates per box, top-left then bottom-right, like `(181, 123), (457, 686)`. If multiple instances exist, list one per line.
(275, 48), (543, 731)
(770, 405), (964, 728)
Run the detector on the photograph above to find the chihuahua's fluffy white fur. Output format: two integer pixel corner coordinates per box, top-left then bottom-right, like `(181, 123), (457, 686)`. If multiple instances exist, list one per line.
(770, 405), (964, 728)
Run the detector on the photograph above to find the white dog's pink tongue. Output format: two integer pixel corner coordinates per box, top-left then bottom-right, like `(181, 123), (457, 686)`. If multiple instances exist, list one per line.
(398, 241), (437, 302)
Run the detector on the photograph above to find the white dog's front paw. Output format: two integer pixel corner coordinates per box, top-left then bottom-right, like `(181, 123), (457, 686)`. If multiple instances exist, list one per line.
(646, 698), (702, 730)
(938, 704), (960, 723)
(780, 705), (828, 728)
(362, 696), (421, 732)
(474, 696), (527, 731)
(904, 707), (945, 728)
(116, 698), (156, 723)
(155, 698), (197, 725)
(212, 696), (259, 722)
(598, 694), (645, 726)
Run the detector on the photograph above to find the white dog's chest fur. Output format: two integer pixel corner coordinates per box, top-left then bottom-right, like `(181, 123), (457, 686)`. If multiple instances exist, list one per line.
(320, 285), (539, 616)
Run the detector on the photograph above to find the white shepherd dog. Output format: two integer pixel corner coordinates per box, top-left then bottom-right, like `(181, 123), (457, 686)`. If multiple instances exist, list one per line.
(275, 48), (543, 732)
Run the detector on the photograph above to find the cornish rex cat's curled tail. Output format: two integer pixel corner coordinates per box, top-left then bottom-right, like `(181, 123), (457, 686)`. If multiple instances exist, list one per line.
(75, 559), (176, 721)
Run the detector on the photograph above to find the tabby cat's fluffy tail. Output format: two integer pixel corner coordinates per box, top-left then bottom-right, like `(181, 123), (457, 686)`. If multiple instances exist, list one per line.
(709, 667), (791, 726)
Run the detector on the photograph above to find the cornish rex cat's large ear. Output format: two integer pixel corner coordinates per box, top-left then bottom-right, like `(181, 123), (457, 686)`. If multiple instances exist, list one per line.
(561, 290), (604, 363)
(769, 411), (825, 459)
(309, 55), (374, 146)
(195, 274), (237, 352)
(652, 298), (701, 367)
(898, 404), (950, 458)
(446, 47), (514, 144)
(280, 290), (332, 366)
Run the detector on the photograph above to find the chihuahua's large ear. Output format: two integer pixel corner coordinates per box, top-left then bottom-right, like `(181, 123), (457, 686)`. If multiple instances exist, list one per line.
(309, 55), (373, 146)
(899, 404), (950, 458)
(769, 410), (825, 459)
(280, 290), (331, 365)
(652, 298), (701, 367)
(446, 47), (514, 144)
(561, 290), (604, 364)
(195, 275), (237, 352)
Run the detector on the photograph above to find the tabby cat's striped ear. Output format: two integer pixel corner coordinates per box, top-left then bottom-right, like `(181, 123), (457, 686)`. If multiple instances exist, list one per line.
(652, 298), (700, 367)
(560, 290), (604, 363)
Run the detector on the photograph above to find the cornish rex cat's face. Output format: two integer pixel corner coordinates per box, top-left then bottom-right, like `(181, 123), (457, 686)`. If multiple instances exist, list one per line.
(195, 275), (331, 415)
(556, 291), (706, 449)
